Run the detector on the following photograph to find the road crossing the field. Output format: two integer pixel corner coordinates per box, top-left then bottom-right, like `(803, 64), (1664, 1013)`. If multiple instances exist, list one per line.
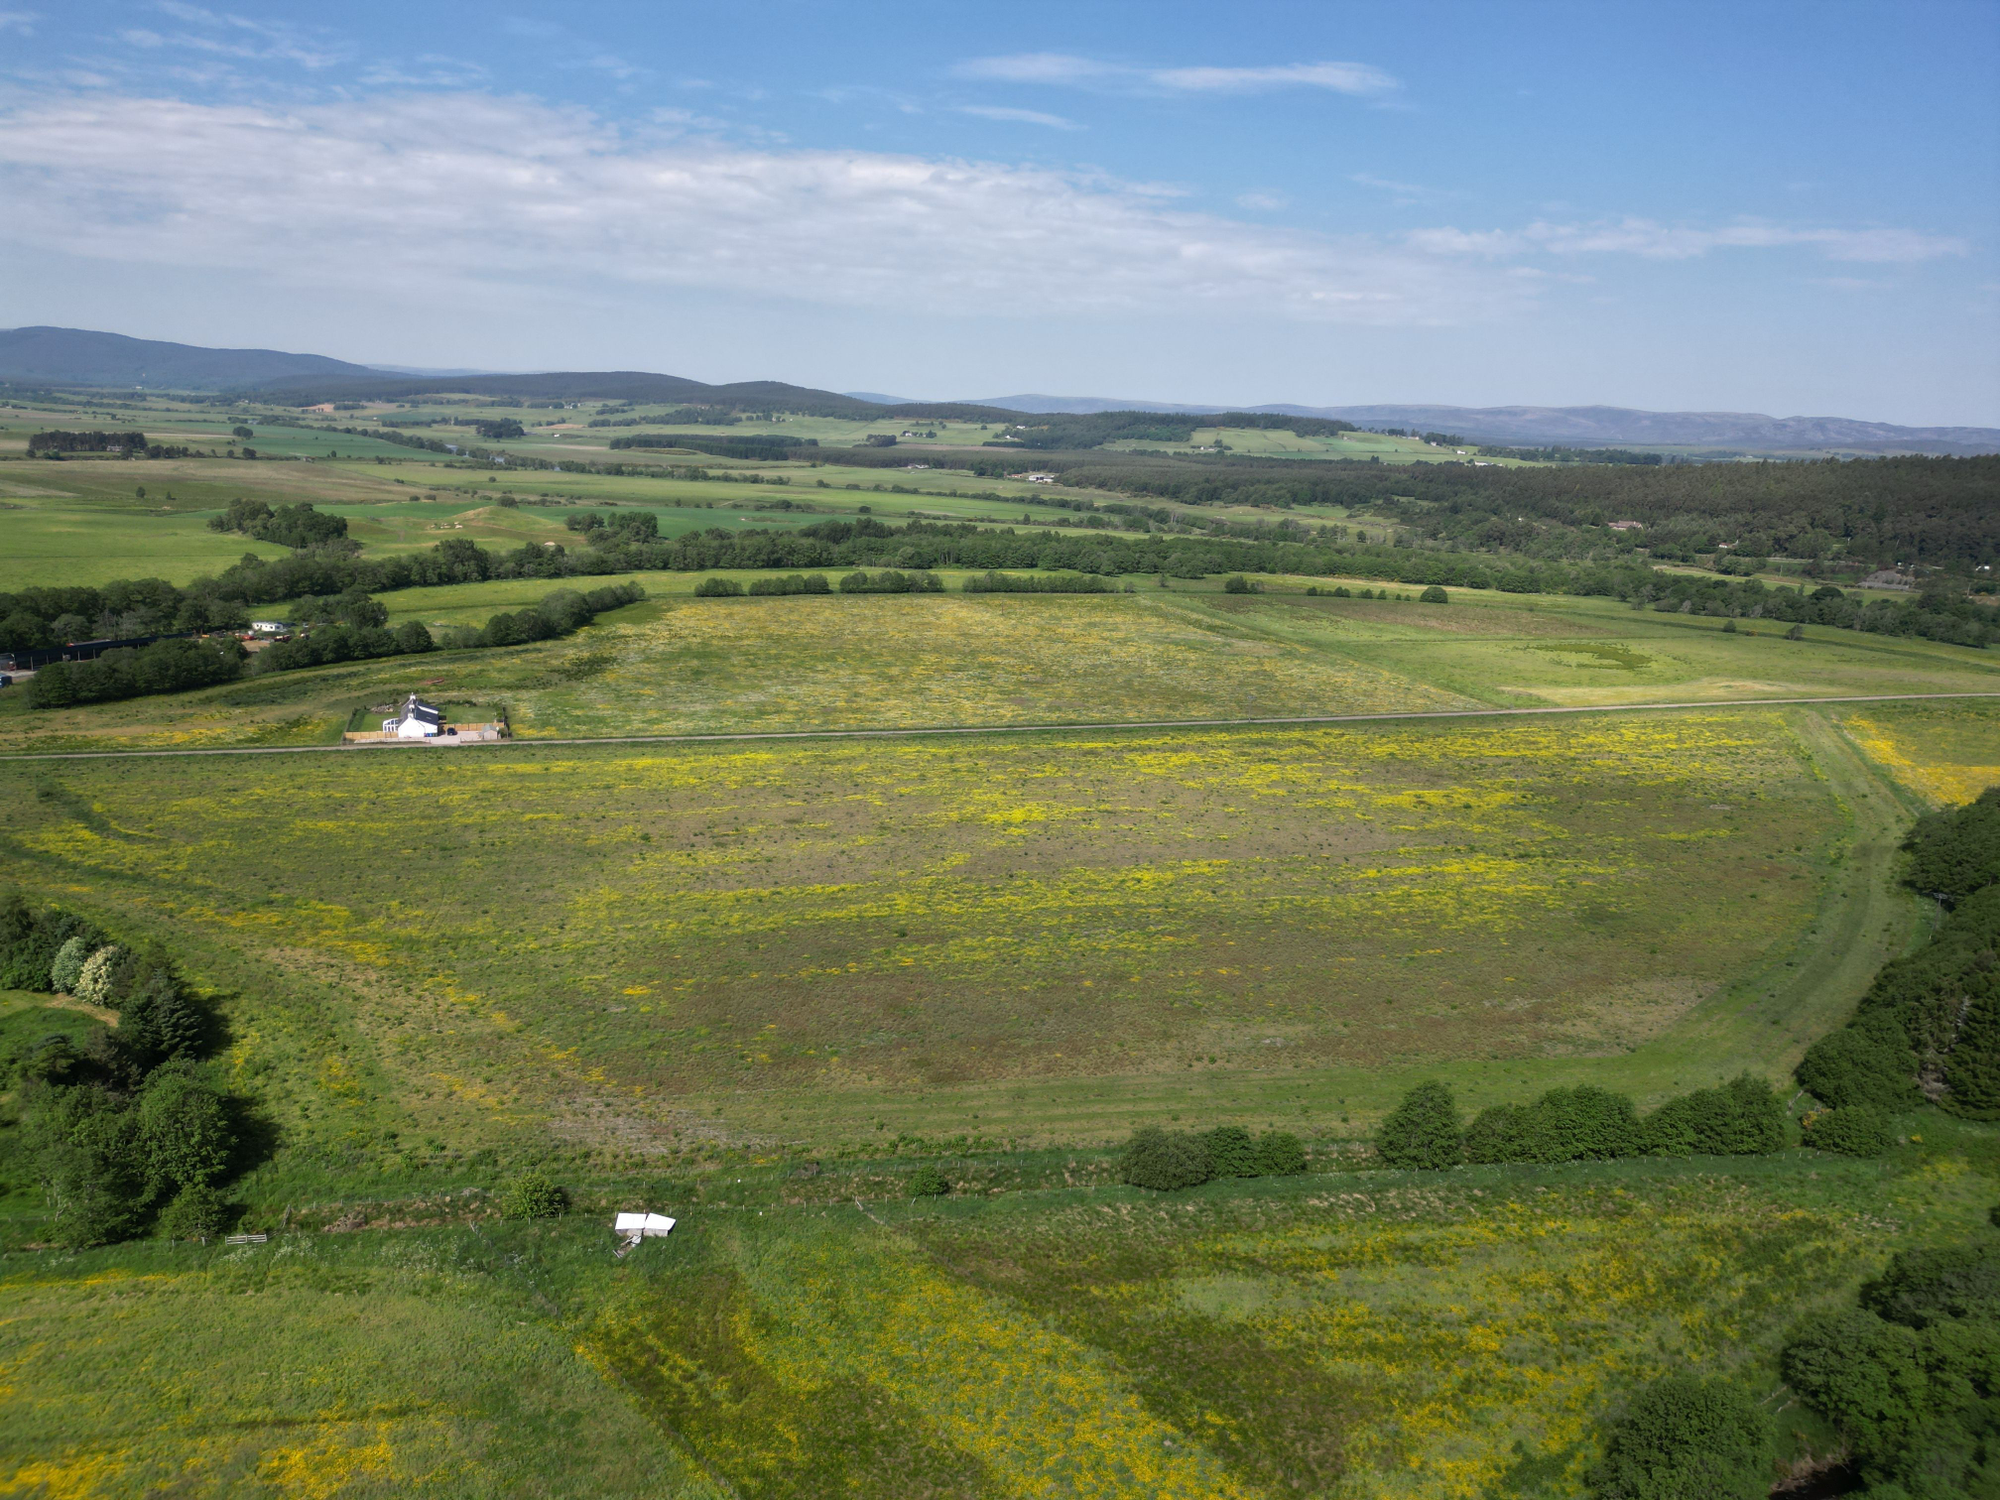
(4, 689), (1999, 761)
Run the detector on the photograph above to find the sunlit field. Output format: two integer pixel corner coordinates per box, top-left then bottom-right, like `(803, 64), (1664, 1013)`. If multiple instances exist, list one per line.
(0, 706), (1887, 1157)
(5, 582), (1996, 754)
(5, 1129), (1994, 1499)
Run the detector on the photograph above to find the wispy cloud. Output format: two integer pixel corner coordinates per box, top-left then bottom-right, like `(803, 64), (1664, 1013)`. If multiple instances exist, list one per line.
(954, 53), (1399, 98)
(0, 91), (1516, 325)
(1152, 62), (1398, 95)
(0, 10), (37, 36)
(1409, 218), (1968, 264)
(1236, 191), (1288, 211)
(130, 1), (350, 70)
(954, 53), (1113, 85)
(358, 54), (487, 88)
(1351, 172), (1449, 206)
(957, 104), (1079, 130)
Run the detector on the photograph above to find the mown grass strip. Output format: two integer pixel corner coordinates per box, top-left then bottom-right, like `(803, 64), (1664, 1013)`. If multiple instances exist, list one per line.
(6, 689), (1999, 762)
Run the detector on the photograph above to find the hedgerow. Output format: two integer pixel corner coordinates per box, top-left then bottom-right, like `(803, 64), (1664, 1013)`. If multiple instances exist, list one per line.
(1117, 1126), (1306, 1191)
(1383, 1074), (1790, 1168)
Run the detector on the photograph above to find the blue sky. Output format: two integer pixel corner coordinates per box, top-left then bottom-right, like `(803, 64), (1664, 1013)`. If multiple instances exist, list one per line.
(0, 1), (1996, 423)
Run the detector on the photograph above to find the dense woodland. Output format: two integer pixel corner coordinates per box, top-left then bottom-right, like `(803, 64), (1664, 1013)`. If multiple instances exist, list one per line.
(828, 448), (2000, 572)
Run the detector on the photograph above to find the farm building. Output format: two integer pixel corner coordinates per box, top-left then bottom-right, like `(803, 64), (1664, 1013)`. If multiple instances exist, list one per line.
(249, 620), (291, 634)
(383, 694), (445, 739)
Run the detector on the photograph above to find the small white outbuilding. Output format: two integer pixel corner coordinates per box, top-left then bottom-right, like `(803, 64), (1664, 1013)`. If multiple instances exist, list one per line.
(613, 1211), (676, 1254)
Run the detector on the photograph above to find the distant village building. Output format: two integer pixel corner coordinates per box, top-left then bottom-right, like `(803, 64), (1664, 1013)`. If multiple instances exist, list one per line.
(1608, 520), (1644, 531)
(1021, 472), (1058, 484)
(383, 694), (445, 739)
(250, 620), (291, 634)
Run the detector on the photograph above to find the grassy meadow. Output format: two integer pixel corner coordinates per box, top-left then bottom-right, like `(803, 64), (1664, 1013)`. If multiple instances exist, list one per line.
(3, 1127), (1995, 1499)
(7, 397), (2000, 1495)
(5, 580), (1996, 754)
(8, 699), (1987, 1160)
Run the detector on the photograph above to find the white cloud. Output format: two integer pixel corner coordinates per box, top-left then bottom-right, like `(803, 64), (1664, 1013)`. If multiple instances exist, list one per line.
(957, 104), (1079, 130)
(0, 11), (38, 36)
(1150, 62), (1398, 95)
(954, 53), (1399, 97)
(0, 91), (1521, 326)
(1236, 191), (1287, 210)
(954, 53), (1115, 85)
(1409, 217), (1968, 264)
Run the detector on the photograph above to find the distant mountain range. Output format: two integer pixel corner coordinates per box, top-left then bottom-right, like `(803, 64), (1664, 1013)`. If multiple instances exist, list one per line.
(953, 395), (2000, 454)
(0, 326), (383, 388)
(4, 327), (1993, 455)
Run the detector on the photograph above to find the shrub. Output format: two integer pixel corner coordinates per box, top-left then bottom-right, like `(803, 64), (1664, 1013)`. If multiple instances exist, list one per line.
(1250, 1130), (1305, 1176)
(156, 1181), (225, 1241)
(747, 573), (832, 596)
(1803, 1105), (1892, 1157)
(74, 945), (124, 1007)
(0, 898), (102, 993)
(1861, 1240), (2000, 1328)
(1795, 1014), (1921, 1112)
(499, 1171), (569, 1220)
(49, 935), (94, 994)
(1466, 1086), (1643, 1164)
(1200, 1126), (1257, 1178)
(1643, 1074), (1788, 1156)
(136, 1065), (233, 1199)
(693, 576), (744, 597)
(962, 570), (1108, 594)
(1222, 574), (1255, 594)
(1375, 1081), (1462, 1169)
(1120, 1128), (1214, 1190)
(27, 1083), (146, 1249)
(1901, 785), (2000, 906)
(120, 950), (205, 1066)
(1419, 584), (1448, 603)
(1585, 1374), (1774, 1499)
(838, 569), (943, 594)
(1784, 1232), (2000, 1492)
(393, 620), (434, 653)
(907, 1163), (951, 1197)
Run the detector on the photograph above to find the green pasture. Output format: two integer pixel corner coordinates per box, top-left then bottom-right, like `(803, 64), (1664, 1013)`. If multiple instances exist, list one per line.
(2, 1107), (1994, 1496)
(3, 699), (1974, 1166)
(0, 445), (1190, 586)
(6, 579), (1995, 753)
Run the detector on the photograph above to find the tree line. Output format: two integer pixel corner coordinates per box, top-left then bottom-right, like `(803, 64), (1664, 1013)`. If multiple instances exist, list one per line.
(822, 447), (1996, 573)
(25, 583), (644, 709)
(207, 498), (354, 551)
(5, 512), (1993, 670)
(2, 894), (239, 1247)
(1794, 786), (2000, 1130)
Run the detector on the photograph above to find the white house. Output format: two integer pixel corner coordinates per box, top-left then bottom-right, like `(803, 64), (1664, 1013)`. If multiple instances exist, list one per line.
(250, 620), (290, 634)
(383, 694), (445, 739)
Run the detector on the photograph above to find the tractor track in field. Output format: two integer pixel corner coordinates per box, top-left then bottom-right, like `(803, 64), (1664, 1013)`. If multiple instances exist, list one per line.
(2, 690), (1998, 762)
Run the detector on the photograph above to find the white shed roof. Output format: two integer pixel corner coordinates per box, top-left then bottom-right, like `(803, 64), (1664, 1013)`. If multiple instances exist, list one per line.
(613, 1212), (676, 1237)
